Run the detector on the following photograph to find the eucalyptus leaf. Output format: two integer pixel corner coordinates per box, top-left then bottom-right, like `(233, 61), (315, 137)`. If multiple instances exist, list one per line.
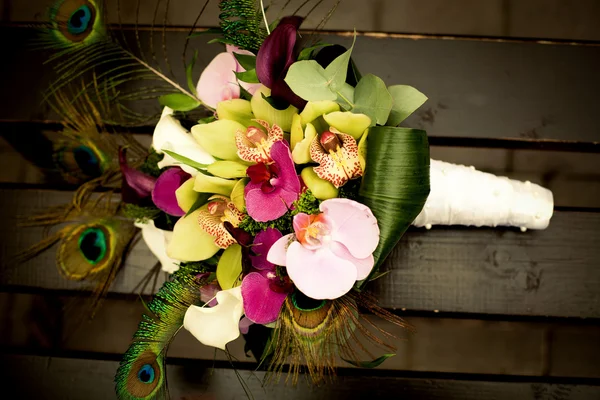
(386, 85), (429, 126)
(353, 74), (393, 126)
(233, 53), (257, 70)
(342, 354), (396, 369)
(285, 60), (337, 102)
(163, 149), (209, 171)
(186, 50), (199, 96)
(234, 69), (260, 84)
(298, 43), (334, 61)
(323, 32), (356, 92)
(357, 126), (430, 288)
(158, 93), (201, 112)
(336, 83), (355, 110)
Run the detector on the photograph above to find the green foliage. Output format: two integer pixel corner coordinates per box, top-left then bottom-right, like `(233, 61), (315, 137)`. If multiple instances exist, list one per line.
(139, 149), (165, 178)
(292, 190), (320, 215)
(285, 33), (356, 104)
(338, 179), (361, 200)
(386, 85), (429, 126)
(234, 69), (260, 83)
(298, 43), (334, 61)
(342, 353), (396, 368)
(238, 213), (294, 237)
(186, 50), (199, 96)
(353, 74), (393, 126)
(357, 127), (430, 289)
(232, 53), (256, 70)
(178, 261), (215, 274)
(219, 0), (267, 53)
(123, 204), (161, 223)
(162, 149), (209, 171)
(159, 93), (201, 112)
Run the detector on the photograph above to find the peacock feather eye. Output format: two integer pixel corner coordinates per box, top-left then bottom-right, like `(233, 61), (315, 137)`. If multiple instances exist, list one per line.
(78, 227), (107, 265)
(137, 364), (155, 384)
(51, 0), (99, 43)
(292, 291), (326, 312)
(73, 145), (102, 178)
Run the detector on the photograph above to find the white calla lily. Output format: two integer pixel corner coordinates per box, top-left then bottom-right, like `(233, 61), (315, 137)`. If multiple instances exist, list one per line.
(183, 286), (244, 350)
(135, 220), (180, 273)
(153, 107), (215, 176)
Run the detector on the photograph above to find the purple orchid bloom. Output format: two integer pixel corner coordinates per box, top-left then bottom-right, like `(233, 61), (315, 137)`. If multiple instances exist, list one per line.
(241, 228), (292, 324)
(244, 140), (301, 222)
(151, 167), (191, 217)
(256, 16), (306, 109)
(119, 147), (156, 204)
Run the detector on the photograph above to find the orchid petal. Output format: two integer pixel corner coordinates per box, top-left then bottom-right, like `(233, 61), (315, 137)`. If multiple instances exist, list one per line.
(320, 198), (380, 259)
(270, 141), (301, 194)
(250, 228), (283, 271)
(310, 131), (362, 188)
(183, 286), (244, 350)
(330, 241), (374, 281)
(119, 148), (156, 203)
(286, 242), (357, 300)
(241, 272), (287, 324)
(244, 186), (296, 222)
(196, 52), (240, 109)
(135, 220), (179, 273)
(167, 208), (220, 261)
(267, 233), (293, 266)
(152, 167), (191, 216)
(239, 316), (254, 334)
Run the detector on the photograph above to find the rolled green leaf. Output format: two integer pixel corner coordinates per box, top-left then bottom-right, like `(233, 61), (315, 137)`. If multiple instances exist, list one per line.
(358, 126), (430, 288)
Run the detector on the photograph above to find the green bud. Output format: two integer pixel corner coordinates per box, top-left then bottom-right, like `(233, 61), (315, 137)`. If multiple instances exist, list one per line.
(292, 123), (318, 165)
(191, 119), (245, 161)
(290, 113), (303, 151)
(217, 244), (243, 290)
(299, 101), (340, 127)
(193, 172), (237, 196)
(216, 99), (255, 127)
(175, 177), (200, 212)
(323, 111), (371, 140)
(250, 85), (298, 131)
(206, 160), (248, 179)
(301, 167), (339, 200)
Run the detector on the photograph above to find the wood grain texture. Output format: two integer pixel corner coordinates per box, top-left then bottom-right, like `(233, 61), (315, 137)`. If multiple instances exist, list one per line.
(3, 292), (600, 378)
(1, 26), (599, 142)
(2, 354), (600, 400)
(1, 189), (599, 318)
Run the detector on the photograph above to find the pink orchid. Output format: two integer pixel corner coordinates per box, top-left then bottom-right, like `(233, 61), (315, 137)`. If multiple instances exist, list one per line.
(244, 140), (301, 222)
(241, 228), (292, 324)
(196, 52), (240, 109)
(267, 198), (380, 300)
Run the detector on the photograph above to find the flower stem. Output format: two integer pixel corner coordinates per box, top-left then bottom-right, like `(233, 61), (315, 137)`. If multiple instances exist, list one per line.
(260, 0), (271, 35)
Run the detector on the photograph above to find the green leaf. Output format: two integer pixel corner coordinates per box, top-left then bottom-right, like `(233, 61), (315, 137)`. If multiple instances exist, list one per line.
(386, 85), (428, 126)
(186, 50), (199, 96)
(285, 60), (337, 102)
(158, 93), (201, 112)
(298, 43), (334, 61)
(207, 37), (236, 46)
(187, 27), (223, 39)
(234, 69), (260, 84)
(342, 354), (396, 369)
(239, 85), (253, 100)
(324, 32), (356, 92)
(336, 83), (355, 111)
(185, 192), (211, 217)
(353, 74), (393, 126)
(357, 127), (430, 289)
(233, 53), (257, 70)
(162, 149), (209, 171)
(198, 115), (216, 124)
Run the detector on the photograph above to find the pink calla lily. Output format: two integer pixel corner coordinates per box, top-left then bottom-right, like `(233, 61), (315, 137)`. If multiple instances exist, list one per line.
(267, 198), (380, 300)
(151, 167), (191, 216)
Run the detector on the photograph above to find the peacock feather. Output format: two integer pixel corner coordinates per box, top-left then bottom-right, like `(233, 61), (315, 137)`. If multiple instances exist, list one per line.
(115, 263), (211, 399)
(267, 290), (411, 384)
(219, 0), (267, 53)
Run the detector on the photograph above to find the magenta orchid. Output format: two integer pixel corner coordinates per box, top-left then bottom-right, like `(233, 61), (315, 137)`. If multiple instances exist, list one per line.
(268, 198), (380, 300)
(151, 167), (191, 216)
(255, 16), (306, 109)
(244, 140), (301, 222)
(241, 228), (292, 324)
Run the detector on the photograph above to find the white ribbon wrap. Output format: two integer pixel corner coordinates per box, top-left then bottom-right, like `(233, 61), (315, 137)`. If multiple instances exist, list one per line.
(412, 159), (554, 230)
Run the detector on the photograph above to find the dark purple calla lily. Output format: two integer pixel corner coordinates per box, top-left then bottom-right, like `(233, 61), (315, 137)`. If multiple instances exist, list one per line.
(256, 16), (306, 109)
(151, 167), (191, 216)
(119, 147), (157, 204)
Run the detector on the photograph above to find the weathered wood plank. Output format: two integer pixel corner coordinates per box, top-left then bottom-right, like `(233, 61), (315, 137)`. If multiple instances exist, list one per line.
(1, 189), (599, 318)
(2, 354), (600, 400)
(4, 291), (600, 378)
(1, 26), (599, 142)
